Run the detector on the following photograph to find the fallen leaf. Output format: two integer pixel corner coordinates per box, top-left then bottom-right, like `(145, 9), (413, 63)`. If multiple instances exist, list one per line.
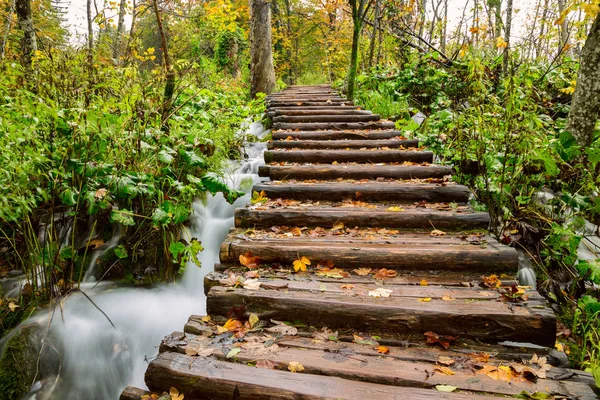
(369, 288), (393, 298)
(250, 190), (268, 204)
(331, 221), (345, 231)
(430, 229), (446, 237)
(201, 315), (211, 323)
(95, 188), (108, 199)
(245, 270), (260, 279)
(340, 284), (355, 290)
(226, 348), (241, 359)
(223, 319), (243, 332)
(420, 279), (428, 286)
(293, 256), (311, 272)
(266, 320), (298, 335)
(434, 366), (455, 375)
(482, 274), (501, 288)
(288, 361), (304, 372)
(441, 294), (455, 301)
(8, 302), (19, 312)
(256, 359), (276, 369)
(239, 251), (260, 268)
(438, 356), (455, 366)
(424, 331), (457, 349)
(418, 297), (432, 302)
(313, 327), (338, 341)
(353, 334), (376, 345)
(470, 352), (490, 363)
(435, 385), (458, 392)
(170, 387), (184, 400)
(353, 268), (372, 276)
(387, 206), (405, 212)
(377, 345), (390, 354)
(185, 344), (214, 357)
(374, 268), (397, 280)
(243, 279), (262, 290)
(249, 313), (259, 328)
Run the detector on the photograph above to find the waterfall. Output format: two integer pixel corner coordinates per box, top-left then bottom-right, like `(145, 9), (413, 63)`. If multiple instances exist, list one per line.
(20, 122), (267, 400)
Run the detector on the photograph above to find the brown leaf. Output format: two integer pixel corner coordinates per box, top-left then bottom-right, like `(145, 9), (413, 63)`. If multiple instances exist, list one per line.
(353, 268), (372, 276)
(438, 356), (455, 366)
(424, 331), (457, 349)
(340, 284), (355, 290)
(374, 268), (397, 280)
(430, 229), (446, 237)
(434, 366), (455, 375)
(256, 359), (276, 369)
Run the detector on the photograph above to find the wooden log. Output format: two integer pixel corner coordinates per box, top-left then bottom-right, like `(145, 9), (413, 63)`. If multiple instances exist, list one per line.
(272, 130), (404, 140)
(119, 387), (153, 400)
(267, 139), (419, 149)
(206, 287), (555, 346)
(268, 100), (352, 107)
(273, 121), (395, 131)
(219, 239), (519, 271)
(273, 114), (381, 123)
(252, 182), (471, 203)
(234, 207), (490, 230)
(258, 165), (451, 180)
(269, 106), (360, 112)
(267, 109), (372, 117)
(264, 149), (433, 164)
(145, 351), (505, 400)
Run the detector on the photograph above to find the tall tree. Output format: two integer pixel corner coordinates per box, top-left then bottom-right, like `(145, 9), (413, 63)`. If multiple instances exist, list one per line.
(367, 0), (381, 68)
(249, 0), (276, 98)
(566, 13), (600, 147)
(113, 0), (127, 61)
(347, 0), (371, 100)
(502, 0), (513, 74)
(1, 0), (16, 60)
(15, 0), (37, 69)
(152, 0), (176, 130)
(557, 0), (573, 57)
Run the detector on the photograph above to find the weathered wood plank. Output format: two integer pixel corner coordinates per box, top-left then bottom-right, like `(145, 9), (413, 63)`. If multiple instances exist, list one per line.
(258, 165), (451, 180)
(146, 351), (507, 399)
(273, 114), (381, 123)
(267, 109), (372, 117)
(264, 149), (433, 164)
(119, 386), (153, 400)
(219, 239), (519, 271)
(267, 139), (419, 149)
(253, 182), (471, 203)
(206, 287), (555, 346)
(235, 207), (490, 230)
(268, 100), (353, 107)
(272, 129), (404, 140)
(273, 121), (395, 131)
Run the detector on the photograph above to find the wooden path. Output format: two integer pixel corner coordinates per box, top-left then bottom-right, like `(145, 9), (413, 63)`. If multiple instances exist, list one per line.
(121, 86), (597, 399)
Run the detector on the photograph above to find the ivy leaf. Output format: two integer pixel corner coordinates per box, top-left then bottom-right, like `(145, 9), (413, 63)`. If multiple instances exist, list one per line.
(169, 242), (187, 263)
(114, 245), (128, 259)
(110, 209), (136, 226)
(189, 239), (203, 267)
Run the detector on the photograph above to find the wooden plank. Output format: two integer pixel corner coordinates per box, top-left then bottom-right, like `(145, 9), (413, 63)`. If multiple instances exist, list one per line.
(273, 114), (381, 123)
(264, 149), (433, 164)
(267, 139), (419, 149)
(272, 130), (404, 140)
(219, 239), (519, 271)
(253, 182), (471, 203)
(267, 109), (372, 117)
(206, 287), (556, 346)
(235, 207), (490, 230)
(146, 351), (505, 400)
(269, 106), (360, 112)
(258, 165), (451, 180)
(268, 100), (353, 107)
(273, 121), (395, 131)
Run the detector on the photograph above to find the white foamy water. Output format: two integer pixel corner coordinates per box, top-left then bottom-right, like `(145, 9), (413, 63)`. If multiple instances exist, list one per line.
(16, 122), (268, 400)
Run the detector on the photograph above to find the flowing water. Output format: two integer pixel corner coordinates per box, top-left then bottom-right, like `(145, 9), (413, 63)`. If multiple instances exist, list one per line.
(19, 123), (268, 400)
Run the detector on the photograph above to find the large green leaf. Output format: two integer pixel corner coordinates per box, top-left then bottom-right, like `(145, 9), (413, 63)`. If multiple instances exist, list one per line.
(200, 172), (244, 204)
(110, 209), (136, 226)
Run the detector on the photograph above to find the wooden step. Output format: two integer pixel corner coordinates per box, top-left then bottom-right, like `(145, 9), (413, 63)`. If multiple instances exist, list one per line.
(267, 109), (372, 117)
(264, 149), (433, 164)
(269, 105), (360, 112)
(258, 164), (451, 180)
(273, 121), (395, 131)
(235, 206), (490, 230)
(206, 285), (553, 345)
(272, 129), (405, 140)
(268, 139), (419, 149)
(145, 351), (513, 400)
(253, 181), (471, 203)
(273, 114), (381, 123)
(268, 100), (353, 107)
(219, 238), (519, 271)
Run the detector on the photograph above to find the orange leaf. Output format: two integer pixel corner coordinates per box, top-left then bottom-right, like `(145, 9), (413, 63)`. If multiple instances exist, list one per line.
(434, 366), (455, 375)
(353, 268), (372, 276)
(223, 319), (242, 332)
(374, 268), (397, 280)
(340, 284), (355, 290)
(377, 345), (390, 354)
(239, 251), (260, 269)
(420, 279), (428, 286)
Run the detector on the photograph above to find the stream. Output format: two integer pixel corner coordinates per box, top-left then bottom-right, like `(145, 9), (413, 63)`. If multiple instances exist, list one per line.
(18, 123), (268, 400)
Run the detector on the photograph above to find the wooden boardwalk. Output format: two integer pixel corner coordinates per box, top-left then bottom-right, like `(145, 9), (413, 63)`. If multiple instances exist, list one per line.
(121, 86), (597, 399)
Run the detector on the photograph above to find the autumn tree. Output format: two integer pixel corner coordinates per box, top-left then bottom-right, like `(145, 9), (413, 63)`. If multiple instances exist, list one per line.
(347, 0), (371, 100)
(566, 12), (600, 147)
(15, 0), (37, 69)
(249, 0), (276, 98)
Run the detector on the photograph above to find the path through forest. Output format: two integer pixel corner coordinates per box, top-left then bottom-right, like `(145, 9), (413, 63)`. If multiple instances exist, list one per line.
(121, 86), (597, 399)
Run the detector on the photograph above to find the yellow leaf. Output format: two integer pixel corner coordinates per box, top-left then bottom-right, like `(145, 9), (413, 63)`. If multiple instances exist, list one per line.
(170, 387), (184, 400)
(288, 361), (305, 372)
(331, 221), (345, 231)
(201, 315), (211, 322)
(420, 279), (428, 286)
(434, 366), (455, 375)
(430, 229), (446, 237)
(8, 302), (19, 312)
(387, 206), (404, 212)
(418, 297), (432, 302)
(555, 342), (564, 352)
(223, 319), (242, 332)
(293, 256), (311, 272)
(442, 294), (455, 301)
(249, 313), (259, 328)
(496, 36), (508, 49)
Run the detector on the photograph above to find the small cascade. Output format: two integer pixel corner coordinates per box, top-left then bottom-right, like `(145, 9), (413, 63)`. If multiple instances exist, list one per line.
(84, 223), (124, 282)
(517, 249), (537, 289)
(19, 122), (268, 399)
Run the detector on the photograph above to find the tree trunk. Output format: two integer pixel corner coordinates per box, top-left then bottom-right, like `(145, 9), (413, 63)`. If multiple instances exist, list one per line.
(557, 0), (573, 57)
(535, 0), (549, 58)
(566, 14), (600, 147)
(249, 0), (276, 98)
(1, 0), (16, 60)
(502, 0), (512, 74)
(125, 0), (137, 60)
(15, 0), (37, 69)
(440, 0), (447, 53)
(418, 0), (426, 38)
(113, 0), (127, 62)
(152, 0), (175, 130)
(367, 0), (380, 68)
(347, 18), (361, 100)
(284, 0), (293, 83)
